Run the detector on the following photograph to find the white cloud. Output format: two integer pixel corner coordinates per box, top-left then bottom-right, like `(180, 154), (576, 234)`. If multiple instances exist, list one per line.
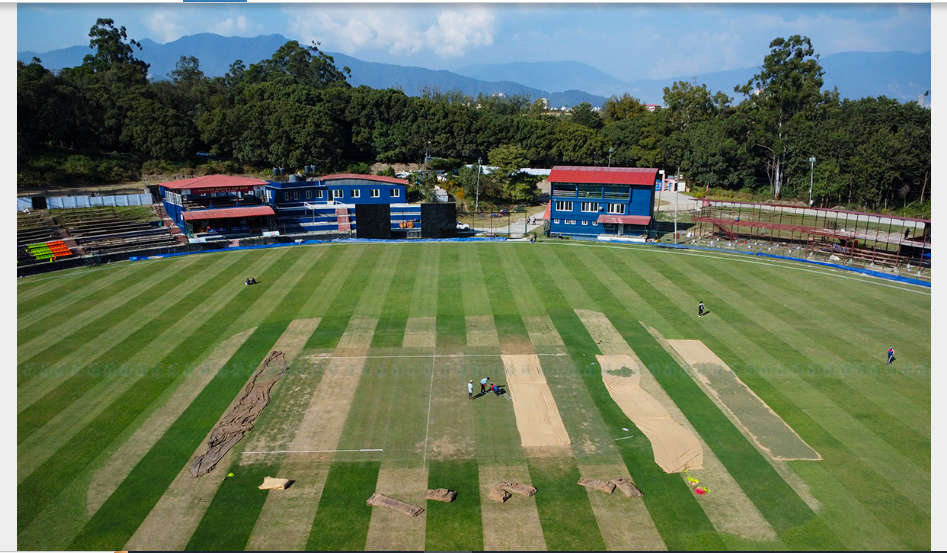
(283, 5), (494, 59)
(143, 10), (188, 44)
(425, 9), (494, 58)
(211, 15), (262, 37)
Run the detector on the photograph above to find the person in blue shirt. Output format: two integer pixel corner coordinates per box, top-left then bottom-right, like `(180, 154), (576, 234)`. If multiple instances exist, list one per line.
(887, 348), (895, 365)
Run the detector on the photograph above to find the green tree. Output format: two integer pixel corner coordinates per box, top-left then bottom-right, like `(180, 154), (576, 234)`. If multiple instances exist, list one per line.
(570, 102), (603, 130)
(488, 144), (528, 178)
(601, 93), (648, 123)
(736, 35), (830, 198)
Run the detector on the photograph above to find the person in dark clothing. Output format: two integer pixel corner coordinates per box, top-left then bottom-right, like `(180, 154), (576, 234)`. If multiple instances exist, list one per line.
(698, 301), (705, 317)
(887, 347), (895, 365)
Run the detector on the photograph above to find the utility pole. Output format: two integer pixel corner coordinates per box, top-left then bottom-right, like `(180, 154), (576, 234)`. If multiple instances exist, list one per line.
(674, 181), (678, 244)
(808, 156), (816, 207)
(475, 157), (481, 216)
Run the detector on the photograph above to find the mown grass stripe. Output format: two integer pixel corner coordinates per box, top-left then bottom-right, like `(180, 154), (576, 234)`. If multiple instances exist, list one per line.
(738, 258), (931, 405)
(458, 244), (493, 316)
(436, 246), (466, 351)
(368, 246), (423, 349)
(478, 245), (531, 349)
(68, 321), (289, 551)
(378, 245), (423, 320)
(424, 459), (483, 551)
(295, 244), (366, 318)
(17, 250), (271, 447)
(594, 245), (918, 548)
(184, 460), (276, 551)
(17, 257), (214, 441)
(407, 244), (440, 318)
(16, 252), (244, 402)
(16, 253), (254, 491)
(643, 253), (930, 491)
(575, 248), (835, 530)
(306, 460), (380, 551)
(518, 245), (726, 551)
(351, 244), (401, 318)
(305, 245), (380, 349)
(17, 260), (152, 335)
(684, 257), (930, 464)
(17, 266), (103, 307)
(16, 259), (203, 386)
(527, 457), (607, 551)
(18, 252), (287, 534)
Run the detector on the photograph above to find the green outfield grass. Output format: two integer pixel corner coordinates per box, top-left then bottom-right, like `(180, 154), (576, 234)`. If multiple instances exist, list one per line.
(17, 241), (931, 551)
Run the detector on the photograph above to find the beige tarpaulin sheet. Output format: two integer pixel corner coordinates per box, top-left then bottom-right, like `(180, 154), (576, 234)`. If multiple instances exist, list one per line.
(258, 477), (292, 490)
(501, 355), (571, 447)
(599, 354), (703, 473)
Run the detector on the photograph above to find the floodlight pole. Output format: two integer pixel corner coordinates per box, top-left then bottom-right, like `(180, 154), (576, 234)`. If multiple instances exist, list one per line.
(657, 169), (665, 239)
(674, 180), (679, 244)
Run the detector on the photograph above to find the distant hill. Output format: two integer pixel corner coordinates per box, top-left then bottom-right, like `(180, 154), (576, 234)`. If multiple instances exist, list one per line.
(18, 33), (931, 106)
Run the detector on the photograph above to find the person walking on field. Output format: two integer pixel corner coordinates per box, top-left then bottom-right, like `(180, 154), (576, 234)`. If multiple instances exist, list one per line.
(887, 347), (895, 365)
(481, 377), (490, 394)
(468, 380), (474, 400)
(698, 301), (705, 317)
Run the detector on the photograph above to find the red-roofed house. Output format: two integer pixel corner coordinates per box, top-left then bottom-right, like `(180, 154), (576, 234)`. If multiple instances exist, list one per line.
(546, 166), (660, 239)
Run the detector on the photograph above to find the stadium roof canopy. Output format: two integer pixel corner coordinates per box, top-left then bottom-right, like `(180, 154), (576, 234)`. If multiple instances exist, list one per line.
(596, 214), (652, 225)
(548, 166), (659, 186)
(320, 173), (409, 185)
(182, 206), (275, 221)
(160, 175), (269, 191)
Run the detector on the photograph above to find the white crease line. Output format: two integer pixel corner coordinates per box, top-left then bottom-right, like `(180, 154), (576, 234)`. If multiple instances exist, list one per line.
(243, 448), (383, 454)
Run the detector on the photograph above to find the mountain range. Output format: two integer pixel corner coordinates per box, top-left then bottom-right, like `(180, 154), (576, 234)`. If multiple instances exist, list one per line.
(18, 32), (932, 106)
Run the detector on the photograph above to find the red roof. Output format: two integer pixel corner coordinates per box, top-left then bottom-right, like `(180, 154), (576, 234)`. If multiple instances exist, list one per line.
(161, 175), (269, 190)
(597, 214), (652, 226)
(182, 206), (275, 221)
(321, 173), (408, 185)
(548, 166), (659, 186)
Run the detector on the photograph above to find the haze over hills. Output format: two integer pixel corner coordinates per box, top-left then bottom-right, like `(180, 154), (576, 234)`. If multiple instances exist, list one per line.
(18, 32), (931, 106)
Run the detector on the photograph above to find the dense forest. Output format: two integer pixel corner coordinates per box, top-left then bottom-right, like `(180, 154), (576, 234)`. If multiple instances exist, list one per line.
(18, 19), (931, 217)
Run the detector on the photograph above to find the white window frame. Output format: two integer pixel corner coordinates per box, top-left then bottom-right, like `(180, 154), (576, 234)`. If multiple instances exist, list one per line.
(390, 188), (400, 198)
(351, 189), (361, 199)
(607, 203), (625, 214)
(581, 202), (598, 212)
(371, 189), (380, 198)
(581, 220), (588, 225)
(555, 200), (573, 212)
(332, 189), (343, 199)
(316, 190), (324, 199)
(554, 219), (560, 224)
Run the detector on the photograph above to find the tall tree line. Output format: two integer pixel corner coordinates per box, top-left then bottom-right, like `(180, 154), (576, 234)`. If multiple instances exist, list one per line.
(18, 21), (930, 212)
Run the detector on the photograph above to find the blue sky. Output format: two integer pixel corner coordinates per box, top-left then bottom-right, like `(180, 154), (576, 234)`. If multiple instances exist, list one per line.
(16, 3), (933, 81)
